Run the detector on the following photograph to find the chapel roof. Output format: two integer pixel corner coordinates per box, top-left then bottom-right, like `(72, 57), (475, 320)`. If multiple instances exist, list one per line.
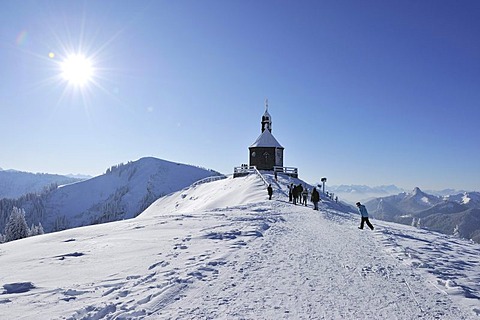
(250, 128), (284, 148)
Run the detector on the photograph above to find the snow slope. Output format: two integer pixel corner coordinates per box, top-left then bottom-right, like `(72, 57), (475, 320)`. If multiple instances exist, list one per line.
(0, 157), (221, 234)
(0, 173), (479, 319)
(42, 157), (221, 230)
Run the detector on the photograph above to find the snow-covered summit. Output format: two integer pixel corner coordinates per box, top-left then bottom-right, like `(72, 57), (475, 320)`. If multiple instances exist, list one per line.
(445, 191), (480, 208)
(42, 157), (222, 230)
(406, 187), (440, 206)
(0, 157), (222, 234)
(366, 187), (441, 220)
(0, 172), (479, 319)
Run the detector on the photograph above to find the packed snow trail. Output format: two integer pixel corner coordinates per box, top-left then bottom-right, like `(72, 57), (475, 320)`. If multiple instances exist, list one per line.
(158, 198), (470, 319)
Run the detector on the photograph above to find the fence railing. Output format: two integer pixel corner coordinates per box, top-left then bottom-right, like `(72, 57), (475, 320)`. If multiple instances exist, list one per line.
(274, 166), (298, 176)
(234, 165), (299, 179)
(233, 165), (256, 176)
(252, 167), (269, 186)
(233, 165), (269, 185)
(190, 175), (227, 188)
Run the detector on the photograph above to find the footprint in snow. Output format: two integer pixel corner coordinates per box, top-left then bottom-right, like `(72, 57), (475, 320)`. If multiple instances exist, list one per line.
(2, 282), (36, 294)
(148, 260), (170, 270)
(54, 252), (85, 260)
(173, 244), (188, 250)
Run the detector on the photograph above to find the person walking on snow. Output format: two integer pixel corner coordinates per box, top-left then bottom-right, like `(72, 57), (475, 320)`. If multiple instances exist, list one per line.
(267, 184), (273, 200)
(292, 185), (298, 205)
(302, 186), (308, 206)
(288, 183), (293, 202)
(356, 202), (374, 230)
(297, 184), (303, 205)
(311, 187), (320, 210)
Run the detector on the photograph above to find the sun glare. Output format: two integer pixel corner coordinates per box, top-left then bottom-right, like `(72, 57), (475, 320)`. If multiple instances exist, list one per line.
(60, 54), (94, 87)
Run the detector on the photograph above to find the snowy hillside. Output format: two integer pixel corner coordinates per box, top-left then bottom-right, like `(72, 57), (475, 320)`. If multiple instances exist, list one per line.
(0, 157), (221, 234)
(0, 173), (479, 319)
(0, 170), (83, 199)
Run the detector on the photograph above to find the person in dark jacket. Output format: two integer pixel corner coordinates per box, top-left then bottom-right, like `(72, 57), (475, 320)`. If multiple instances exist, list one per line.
(356, 202), (374, 230)
(288, 183), (293, 202)
(311, 187), (320, 210)
(292, 185), (298, 205)
(297, 184), (303, 203)
(267, 184), (273, 200)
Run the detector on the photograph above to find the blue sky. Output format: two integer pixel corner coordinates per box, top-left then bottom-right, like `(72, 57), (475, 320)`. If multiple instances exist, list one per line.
(1, 0), (479, 191)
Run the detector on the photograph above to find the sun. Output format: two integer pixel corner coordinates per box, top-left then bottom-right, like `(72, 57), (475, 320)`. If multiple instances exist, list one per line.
(60, 54), (94, 87)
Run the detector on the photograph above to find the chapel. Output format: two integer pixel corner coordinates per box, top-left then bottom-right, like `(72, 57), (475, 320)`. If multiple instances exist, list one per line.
(233, 100), (297, 178)
(248, 100), (284, 170)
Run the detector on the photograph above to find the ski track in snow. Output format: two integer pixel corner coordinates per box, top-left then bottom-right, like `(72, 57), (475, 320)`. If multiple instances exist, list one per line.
(0, 174), (479, 319)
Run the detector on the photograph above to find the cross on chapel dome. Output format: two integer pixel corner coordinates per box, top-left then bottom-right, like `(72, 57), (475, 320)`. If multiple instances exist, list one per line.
(261, 98), (272, 133)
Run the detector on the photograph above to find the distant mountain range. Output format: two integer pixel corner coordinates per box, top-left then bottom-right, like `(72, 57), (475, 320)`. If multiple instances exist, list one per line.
(0, 157), (222, 234)
(326, 184), (405, 204)
(364, 187), (480, 243)
(0, 170), (85, 199)
(327, 184), (472, 204)
(65, 173), (94, 180)
(328, 184), (404, 194)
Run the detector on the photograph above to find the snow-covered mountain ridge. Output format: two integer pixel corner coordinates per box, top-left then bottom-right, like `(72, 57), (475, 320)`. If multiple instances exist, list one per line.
(0, 170), (83, 200)
(0, 157), (221, 235)
(0, 172), (478, 319)
(328, 184), (474, 204)
(365, 187), (480, 243)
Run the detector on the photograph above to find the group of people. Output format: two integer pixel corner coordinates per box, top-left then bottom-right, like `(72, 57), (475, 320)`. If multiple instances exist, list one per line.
(285, 183), (321, 210)
(266, 182), (374, 230)
(267, 183), (320, 210)
(288, 183), (306, 205)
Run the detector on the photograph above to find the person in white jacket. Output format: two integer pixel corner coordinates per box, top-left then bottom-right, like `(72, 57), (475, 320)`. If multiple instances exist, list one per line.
(356, 202), (374, 230)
